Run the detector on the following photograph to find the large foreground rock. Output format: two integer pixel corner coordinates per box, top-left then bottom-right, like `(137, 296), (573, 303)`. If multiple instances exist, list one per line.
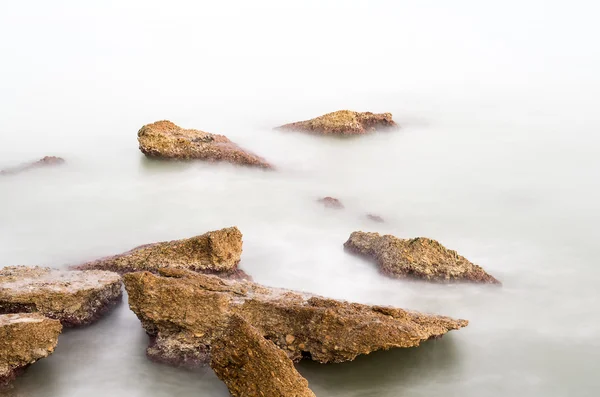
(0, 156), (65, 176)
(0, 313), (62, 387)
(344, 231), (500, 284)
(73, 227), (247, 279)
(0, 267), (122, 326)
(138, 120), (272, 168)
(124, 268), (467, 368)
(276, 110), (397, 135)
(211, 315), (316, 397)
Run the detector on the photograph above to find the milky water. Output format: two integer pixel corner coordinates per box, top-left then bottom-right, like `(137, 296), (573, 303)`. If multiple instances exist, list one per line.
(1, 1), (599, 396)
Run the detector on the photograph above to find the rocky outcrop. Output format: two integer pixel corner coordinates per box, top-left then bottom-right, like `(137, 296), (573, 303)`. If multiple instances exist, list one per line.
(0, 266), (122, 326)
(318, 196), (344, 209)
(73, 227), (248, 279)
(138, 120), (272, 168)
(211, 315), (316, 397)
(124, 268), (467, 368)
(344, 231), (501, 284)
(0, 156), (65, 176)
(277, 110), (397, 135)
(0, 313), (62, 387)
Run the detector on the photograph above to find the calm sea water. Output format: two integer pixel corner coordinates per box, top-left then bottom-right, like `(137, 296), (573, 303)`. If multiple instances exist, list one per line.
(1, 1), (599, 396)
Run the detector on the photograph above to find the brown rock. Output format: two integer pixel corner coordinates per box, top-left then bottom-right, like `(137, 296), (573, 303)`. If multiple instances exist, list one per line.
(72, 227), (249, 280)
(0, 266), (122, 326)
(276, 110), (397, 135)
(0, 313), (62, 387)
(0, 156), (65, 176)
(211, 315), (316, 397)
(344, 231), (501, 284)
(318, 197), (344, 209)
(138, 120), (272, 168)
(123, 268), (467, 368)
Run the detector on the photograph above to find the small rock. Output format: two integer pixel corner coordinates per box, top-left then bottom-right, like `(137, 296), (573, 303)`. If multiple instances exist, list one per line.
(285, 334), (295, 344)
(0, 156), (65, 176)
(366, 214), (384, 223)
(318, 197), (344, 209)
(276, 110), (397, 135)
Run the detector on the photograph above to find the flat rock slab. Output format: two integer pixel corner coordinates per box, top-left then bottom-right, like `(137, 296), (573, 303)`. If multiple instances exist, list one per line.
(344, 231), (501, 284)
(124, 268), (467, 368)
(0, 313), (62, 387)
(0, 266), (122, 326)
(0, 156), (65, 176)
(73, 227), (248, 279)
(138, 120), (272, 169)
(277, 110), (397, 135)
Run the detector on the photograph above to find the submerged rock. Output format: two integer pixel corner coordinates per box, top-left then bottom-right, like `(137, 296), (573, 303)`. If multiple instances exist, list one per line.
(0, 266), (122, 326)
(0, 313), (62, 387)
(366, 214), (385, 223)
(124, 268), (467, 368)
(0, 156), (65, 176)
(277, 110), (397, 135)
(344, 231), (500, 284)
(73, 227), (248, 279)
(138, 120), (272, 168)
(318, 196), (344, 209)
(211, 315), (316, 397)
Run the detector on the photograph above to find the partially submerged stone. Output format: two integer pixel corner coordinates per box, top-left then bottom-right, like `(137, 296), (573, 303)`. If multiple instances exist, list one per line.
(344, 231), (501, 284)
(0, 313), (62, 387)
(0, 266), (122, 326)
(318, 196), (344, 209)
(366, 214), (384, 223)
(0, 156), (65, 176)
(73, 227), (248, 279)
(138, 120), (272, 168)
(277, 110), (397, 135)
(211, 315), (316, 397)
(124, 268), (467, 368)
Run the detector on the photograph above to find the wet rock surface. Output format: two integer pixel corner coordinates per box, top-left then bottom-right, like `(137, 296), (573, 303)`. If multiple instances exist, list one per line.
(0, 313), (62, 387)
(0, 156), (65, 176)
(138, 120), (272, 168)
(124, 268), (467, 368)
(344, 231), (501, 284)
(318, 196), (344, 209)
(211, 315), (316, 397)
(73, 227), (248, 279)
(0, 266), (122, 326)
(277, 110), (397, 135)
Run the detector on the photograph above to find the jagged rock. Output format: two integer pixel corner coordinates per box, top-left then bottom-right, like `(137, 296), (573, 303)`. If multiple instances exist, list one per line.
(73, 227), (249, 279)
(138, 120), (272, 168)
(318, 196), (344, 209)
(0, 313), (62, 387)
(124, 268), (467, 368)
(344, 231), (501, 284)
(0, 266), (122, 326)
(277, 110), (397, 135)
(211, 315), (316, 397)
(0, 156), (65, 176)
(366, 214), (384, 223)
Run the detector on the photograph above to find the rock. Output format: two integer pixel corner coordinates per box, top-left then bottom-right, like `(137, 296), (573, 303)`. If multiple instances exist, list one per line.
(123, 268), (467, 368)
(318, 196), (344, 209)
(72, 227), (249, 279)
(0, 266), (122, 326)
(0, 313), (62, 387)
(366, 214), (384, 223)
(0, 156), (65, 176)
(210, 315), (316, 397)
(344, 231), (501, 284)
(137, 120), (272, 168)
(276, 110), (397, 135)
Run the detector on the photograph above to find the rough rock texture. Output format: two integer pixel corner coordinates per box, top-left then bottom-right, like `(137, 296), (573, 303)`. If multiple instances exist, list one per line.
(366, 214), (384, 223)
(0, 313), (62, 387)
(344, 231), (501, 284)
(138, 120), (272, 168)
(73, 227), (248, 279)
(211, 315), (316, 397)
(0, 156), (65, 176)
(318, 196), (344, 209)
(277, 110), (397, 135)
(124, 268), (467, 368)
(0, 266), (123, 326)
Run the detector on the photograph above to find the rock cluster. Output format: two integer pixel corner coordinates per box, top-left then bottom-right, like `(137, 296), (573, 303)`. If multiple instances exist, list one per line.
(277, 110), (397, 135)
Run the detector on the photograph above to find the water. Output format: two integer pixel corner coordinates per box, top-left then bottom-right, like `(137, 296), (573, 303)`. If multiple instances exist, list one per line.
(1, 1), (599, 396)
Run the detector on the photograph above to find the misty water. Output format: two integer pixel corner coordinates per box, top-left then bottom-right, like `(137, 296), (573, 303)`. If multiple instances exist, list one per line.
(1, 1), (599, 396)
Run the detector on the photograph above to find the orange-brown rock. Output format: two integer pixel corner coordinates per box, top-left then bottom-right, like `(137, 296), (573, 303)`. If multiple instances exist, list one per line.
(73, 227), (248, 279)
(211, 315), (316, 397)
(123, 268), (467, 368)
(0, 313), (62, 387)
(0, 156), (65, 176)
(318, 196), (344, 209)
(344, 231), (501, 284)
(0, 266), (122, 326)
(138, 120), (272, 168)
(277, 110), (397, 135)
